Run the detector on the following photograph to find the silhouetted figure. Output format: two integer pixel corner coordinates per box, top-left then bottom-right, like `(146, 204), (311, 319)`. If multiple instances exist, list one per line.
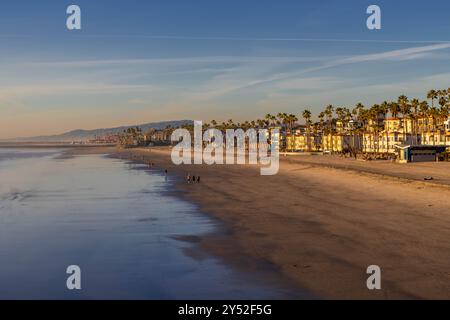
(197, 176), (201, 183)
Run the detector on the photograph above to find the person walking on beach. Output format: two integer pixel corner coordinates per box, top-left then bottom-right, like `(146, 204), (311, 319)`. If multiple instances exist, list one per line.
(186, 174), (191, 184)
(197, 176), (201, 183)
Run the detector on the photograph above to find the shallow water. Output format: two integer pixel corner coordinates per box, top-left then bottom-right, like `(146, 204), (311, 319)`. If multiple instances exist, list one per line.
(0, 148), (300, 299)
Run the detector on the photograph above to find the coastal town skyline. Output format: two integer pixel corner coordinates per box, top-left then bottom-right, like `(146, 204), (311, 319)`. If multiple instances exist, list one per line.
(3, 0), (450, 139)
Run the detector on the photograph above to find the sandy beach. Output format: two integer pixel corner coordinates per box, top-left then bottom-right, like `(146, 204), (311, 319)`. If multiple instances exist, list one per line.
(65, 146), (450, 299)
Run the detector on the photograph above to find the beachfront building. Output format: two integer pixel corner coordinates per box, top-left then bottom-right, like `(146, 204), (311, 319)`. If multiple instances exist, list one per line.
(322, 134), (351, 153)
(322, 120), (361, 154)
(285, 126), (306, 151)
(286, 134), (307, 152)
(415, 116), (447, 146)
(362, 118), (415, 154)
(396, 145), (447, 163)
(281, 114), (450, 159)
(362, 117), (450, 153)
(359, 116), (450, 162)
(285, 126), (322, 152)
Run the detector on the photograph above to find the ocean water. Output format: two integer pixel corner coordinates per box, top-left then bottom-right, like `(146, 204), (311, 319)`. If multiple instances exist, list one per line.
(0, 148), (300, 299)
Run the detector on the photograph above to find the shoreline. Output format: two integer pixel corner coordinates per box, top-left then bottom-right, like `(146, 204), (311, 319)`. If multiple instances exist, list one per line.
(107, 148), (311, 299)
(63, 146), (450, 299)
(69, 146), (311, 298)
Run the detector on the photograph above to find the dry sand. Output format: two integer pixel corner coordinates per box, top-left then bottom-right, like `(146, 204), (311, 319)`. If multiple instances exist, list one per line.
(78, 146), (450, 299)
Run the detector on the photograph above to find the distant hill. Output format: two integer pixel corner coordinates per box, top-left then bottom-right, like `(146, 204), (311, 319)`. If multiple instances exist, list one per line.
(6, 120), (193, 142)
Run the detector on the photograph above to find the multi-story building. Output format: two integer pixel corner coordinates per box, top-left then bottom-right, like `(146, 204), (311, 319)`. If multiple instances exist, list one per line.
(282, 116), (450, 162)
(285, 126), (322, 152)
(362, 117), (450, 154)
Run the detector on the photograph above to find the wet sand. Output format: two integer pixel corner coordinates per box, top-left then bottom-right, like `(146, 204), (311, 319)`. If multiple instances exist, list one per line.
(1, 147), (306, 299)
(70, 146), (450, 299)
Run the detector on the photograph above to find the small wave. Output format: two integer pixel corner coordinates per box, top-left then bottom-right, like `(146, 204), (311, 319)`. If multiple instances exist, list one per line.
(0, 189), (35, 202)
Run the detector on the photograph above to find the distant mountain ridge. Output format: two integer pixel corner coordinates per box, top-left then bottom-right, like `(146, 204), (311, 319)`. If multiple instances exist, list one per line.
(7, 120), (193, 142)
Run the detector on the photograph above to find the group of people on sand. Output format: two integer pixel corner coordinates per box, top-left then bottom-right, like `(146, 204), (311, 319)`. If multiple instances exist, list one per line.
(186, 173), (200, 184)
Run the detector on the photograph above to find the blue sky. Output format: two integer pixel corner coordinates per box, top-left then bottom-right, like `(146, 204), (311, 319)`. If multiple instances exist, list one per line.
(2, 0), (450, 138)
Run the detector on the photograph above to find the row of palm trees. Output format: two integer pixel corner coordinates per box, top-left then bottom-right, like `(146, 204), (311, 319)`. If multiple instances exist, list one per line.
(201, 88), (447, 127)
(120, 89), (450, 152)
(296, 90), (450, 153)
(201, 89), (450, 152)
(118, 126), (145, 146)
(199, 113), (299, 132)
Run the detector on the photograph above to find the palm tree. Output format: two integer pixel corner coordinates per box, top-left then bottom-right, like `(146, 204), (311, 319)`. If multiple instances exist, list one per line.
(242, 121), (251, 131)
(380, 101), (390, 152)
(438, 95), (448, 110)
(318, 112), (325, 124)
(276, 113), (288, 150)
(389, 102), (400, 119)
(440, 105), (449, 121)
(418, 101), (429, 143)
(256, 119), (265, 129)
(317, 112), (325, 150)
(351, 103), (366, 153)
(419, 101), (429, 117)
(410, 98), (420, 145)
(438, 89), (448, 100)
(265, 114), (276, 127)
(335, 107), (344, 128)
(324, 105), (334, 152)
(427, 90), (438, 108)
(302, 109), (312, 151)
(398, 95), (410, 113)
(335, 107), (354, 154)
(278, 113), (298, 152)
(398, 95), (411, 144)
(369, 104), (383, 153)
(277, 112), (287, 129)
(429, 107), (440, 145)
(359, 109), (371, 153)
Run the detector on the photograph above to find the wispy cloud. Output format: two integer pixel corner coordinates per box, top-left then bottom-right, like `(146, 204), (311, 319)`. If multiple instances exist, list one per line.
(4, 43), (450, 104)
(337, 43), (450, 63)
(20, 56), (334, 68)
(0, 83), (160, 99)
(199, 43), (450, 97)
(76, 34), (450, 44)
